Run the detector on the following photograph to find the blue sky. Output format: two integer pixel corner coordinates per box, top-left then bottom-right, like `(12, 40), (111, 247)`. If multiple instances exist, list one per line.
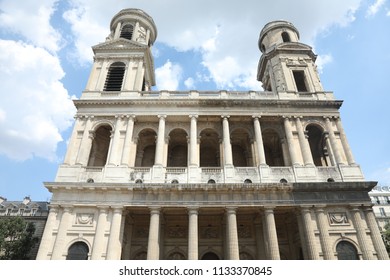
(0, 0), (389, 201)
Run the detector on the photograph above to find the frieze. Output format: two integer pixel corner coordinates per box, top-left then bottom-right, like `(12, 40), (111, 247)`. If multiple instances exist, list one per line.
(167, 226), (186, 238)
(200, 226), (219, 239)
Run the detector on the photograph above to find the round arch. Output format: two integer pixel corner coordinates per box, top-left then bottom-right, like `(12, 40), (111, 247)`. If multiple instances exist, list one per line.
(335, 240), (359, 260)
(66, 240), (90, 260)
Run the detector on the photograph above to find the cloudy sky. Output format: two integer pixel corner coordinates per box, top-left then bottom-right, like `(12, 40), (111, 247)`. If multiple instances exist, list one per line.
(0, 0), (389, 201)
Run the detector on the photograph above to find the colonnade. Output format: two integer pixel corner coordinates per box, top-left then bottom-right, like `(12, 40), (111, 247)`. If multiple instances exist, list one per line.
(64, 114), (355, 169)
(36, 204), (389, 260)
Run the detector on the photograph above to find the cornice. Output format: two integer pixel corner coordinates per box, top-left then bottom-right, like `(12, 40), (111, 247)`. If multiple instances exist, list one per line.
(73, 97), (343, 109)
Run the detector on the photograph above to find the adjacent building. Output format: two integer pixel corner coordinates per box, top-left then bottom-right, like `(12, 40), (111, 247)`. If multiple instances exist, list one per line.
(369, 186), (390, 231)
(0, 196), (49, 259)
(36, 8), (388, 260)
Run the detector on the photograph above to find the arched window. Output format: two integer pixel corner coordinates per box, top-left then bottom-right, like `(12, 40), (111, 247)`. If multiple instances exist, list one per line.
(263, 129), (284, 166)
(282, 31), (291, 42)
(200, 129), (220, 167)
(135, 129), (157, 167)
(336, 241), (359, 260)
(307, 124), (328, 166)
(88, 125), (111, 167)
(231, 128), (253, 167)
(168, 129), (188, 167)
(104, 62), (125, 91)
(66, 241), (89, 260)
(201, 252), (220, 260)
(120, 24), (134, 40)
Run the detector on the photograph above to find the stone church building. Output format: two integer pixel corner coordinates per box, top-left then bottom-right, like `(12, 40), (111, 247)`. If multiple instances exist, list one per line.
(36, 8), (388, 260)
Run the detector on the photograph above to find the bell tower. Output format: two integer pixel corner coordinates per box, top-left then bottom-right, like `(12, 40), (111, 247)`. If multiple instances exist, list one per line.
(257, 20), (323, 94)
(84, 8), (157, 93)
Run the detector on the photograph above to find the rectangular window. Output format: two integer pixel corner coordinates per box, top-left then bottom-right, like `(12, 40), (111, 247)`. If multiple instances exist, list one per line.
(380, 207), (386, 217)
(293, 70), (308, 92)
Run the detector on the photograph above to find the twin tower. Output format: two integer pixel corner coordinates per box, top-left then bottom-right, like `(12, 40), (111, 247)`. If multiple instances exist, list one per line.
(36, 9), (388, 261)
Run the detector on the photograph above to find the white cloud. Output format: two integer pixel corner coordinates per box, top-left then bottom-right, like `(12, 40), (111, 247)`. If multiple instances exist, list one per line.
(184, 77), (195, 89)
(58, 0), (363, 90)
(0, 0), (62, 53)
(316, 54), (334, 73)
(155, 60), (182, 90)
(0, 40), (75, 161)
(366, 0), (386, 17)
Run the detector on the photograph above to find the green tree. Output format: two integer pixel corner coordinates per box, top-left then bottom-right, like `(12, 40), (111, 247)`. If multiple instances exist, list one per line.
(0, 216), (38, 260)
(383, 223), (390, 257)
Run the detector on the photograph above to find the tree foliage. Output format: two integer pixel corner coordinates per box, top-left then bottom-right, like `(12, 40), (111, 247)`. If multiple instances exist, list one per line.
(383, 223), (390, 257)
(0, 216), (38, 260)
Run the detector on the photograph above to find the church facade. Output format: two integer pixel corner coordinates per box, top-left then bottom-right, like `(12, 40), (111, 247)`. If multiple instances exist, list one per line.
(36, 8), (388, 260)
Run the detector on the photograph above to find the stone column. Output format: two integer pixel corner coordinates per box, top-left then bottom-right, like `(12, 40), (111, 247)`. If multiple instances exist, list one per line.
(283, 117), (299, 166)
(91, 207), (108, 260)
(254, 216), (266, 259)
(300, 206), (320, 260)
(147, 208), (161, 260)
(154, 115), (166, 166)
(36, 206), (58, 260)
(108, 116), (121, 165)
(263, 207), (280, 260)
(63, 116), (82, 165)
(121, 115), (135, 165)
(221, 116), (233, 166)
(335, 117), (355, 165)
(363, 207), (389, 260)
(51, 207), (72, 259)
(188, 207), (199, 260)
(350, 206), (374, 260)
(295, 117), (314, 166)
(324, 117), (344, 165)
(226, 207), (240, 260)
(252, 116), (267, 166)
(189, 115), (199, 166)
(114, 21), (122, 39)
(106, 207), (123, 260)
(314, 206), (335, 259)
(76, 116), (94, 165)
(323, 133), (336, 166)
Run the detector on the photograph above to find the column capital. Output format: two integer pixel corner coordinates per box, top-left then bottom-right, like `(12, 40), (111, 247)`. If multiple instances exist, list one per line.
(149, 207), (161, 214)
(187, 207), (199, 215)
(189, 114), (198, 119)
(282, 115), (291, 120)
(252, 115), (262, 120)
(221, 115), (230, 119)
(124, 114), (136, 121)
(225, 207), (237, 214)
(157, 114), (167, 120)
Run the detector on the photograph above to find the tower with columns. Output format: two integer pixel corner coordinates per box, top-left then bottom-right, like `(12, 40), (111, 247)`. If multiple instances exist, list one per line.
(36, 10), (388, 260)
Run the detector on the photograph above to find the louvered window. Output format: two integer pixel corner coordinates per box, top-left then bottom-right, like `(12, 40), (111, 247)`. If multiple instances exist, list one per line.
(104, 62), (125, 91)
(120, 24), (133, 40)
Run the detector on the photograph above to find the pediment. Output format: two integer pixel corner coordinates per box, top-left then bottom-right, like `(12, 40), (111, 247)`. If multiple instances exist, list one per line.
(92, 38), (146, 52)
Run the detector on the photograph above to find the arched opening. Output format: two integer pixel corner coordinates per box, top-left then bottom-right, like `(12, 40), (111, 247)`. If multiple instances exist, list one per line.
(263, 129), (284, 166)
(167, 252), (186, 260)
(135, 129), (157, 167)
(201, 252), (220, 260)
(282, 31), (291, 42)
(66, 241), (89, 260)
(231, 128), (253, 167)
(104, 62), (125, 91)
(133, 251), (147, 260)
(167, 129), (188, 167)
(200, 129), (220, 167)
(307, 124), (328, 166)
(336, 241), (359, 260)
(88, 125), (111, 167)
(120, 24), (134, 40)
